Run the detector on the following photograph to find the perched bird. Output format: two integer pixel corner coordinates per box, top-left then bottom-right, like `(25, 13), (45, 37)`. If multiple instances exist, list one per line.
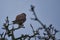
(12, 13), (26, 28)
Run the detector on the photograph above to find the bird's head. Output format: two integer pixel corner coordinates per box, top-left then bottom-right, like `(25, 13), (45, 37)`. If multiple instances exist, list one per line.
(22, 13), (26, 17)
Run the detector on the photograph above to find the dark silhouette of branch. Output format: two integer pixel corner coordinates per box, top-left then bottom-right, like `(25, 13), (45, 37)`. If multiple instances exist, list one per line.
(30, 5), (60, 40)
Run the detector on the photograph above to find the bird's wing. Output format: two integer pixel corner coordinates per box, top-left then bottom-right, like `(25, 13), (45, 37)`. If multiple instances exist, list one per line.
(16, 15), (26, 23)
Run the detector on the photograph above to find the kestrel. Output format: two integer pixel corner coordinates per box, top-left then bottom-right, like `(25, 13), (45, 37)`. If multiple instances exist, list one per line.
(12, 13), (26, 27)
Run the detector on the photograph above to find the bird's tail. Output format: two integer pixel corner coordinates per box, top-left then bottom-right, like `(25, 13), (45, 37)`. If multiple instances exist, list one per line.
(12, 20), (16, 24)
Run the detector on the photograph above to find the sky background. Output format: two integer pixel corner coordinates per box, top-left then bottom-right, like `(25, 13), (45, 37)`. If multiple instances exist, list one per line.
(0, 0), (60, 40)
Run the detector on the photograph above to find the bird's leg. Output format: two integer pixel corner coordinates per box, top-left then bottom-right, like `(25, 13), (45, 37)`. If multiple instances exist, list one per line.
(18, 24), (25, 28)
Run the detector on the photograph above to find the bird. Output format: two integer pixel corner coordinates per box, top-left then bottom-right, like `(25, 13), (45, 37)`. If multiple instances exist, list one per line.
(12, 13), (26, 28)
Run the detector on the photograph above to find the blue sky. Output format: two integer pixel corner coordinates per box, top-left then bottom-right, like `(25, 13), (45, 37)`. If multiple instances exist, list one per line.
(0, 0), (60, 40)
